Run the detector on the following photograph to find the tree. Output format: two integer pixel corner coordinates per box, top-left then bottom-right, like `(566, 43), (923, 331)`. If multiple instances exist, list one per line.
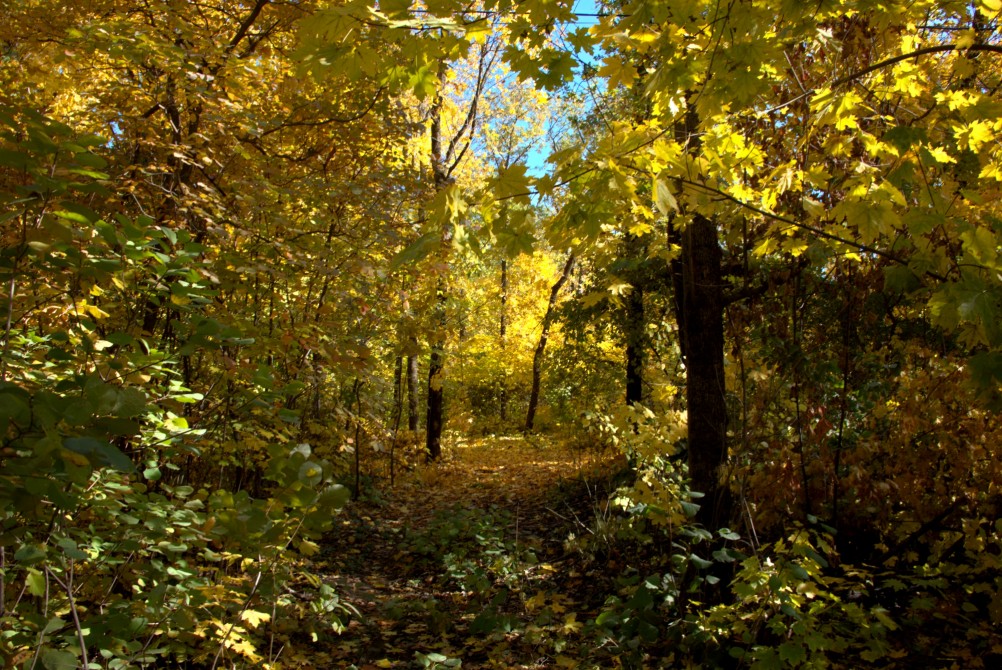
(525, 252), (576, 431)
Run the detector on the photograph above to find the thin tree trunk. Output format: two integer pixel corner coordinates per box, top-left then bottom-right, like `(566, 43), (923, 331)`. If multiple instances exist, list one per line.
(352, 378), (363, 500)
(625, 285), (645, 406)
(624, 232), (646, 406)
(424, 41), (496, 458)
(426, 281), (446, 460)
(499, 257), (509, 423)
(525, 253), (575, 432)
(407, 351), (419, 431)
(425, 68), (449, 462)
(392, 354), (403, 429)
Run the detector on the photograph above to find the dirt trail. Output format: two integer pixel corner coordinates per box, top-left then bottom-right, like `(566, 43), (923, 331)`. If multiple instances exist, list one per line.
(317, 435), (622, 669)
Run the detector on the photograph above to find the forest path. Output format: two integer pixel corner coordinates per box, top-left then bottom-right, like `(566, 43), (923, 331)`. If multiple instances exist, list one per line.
(317, 435), (624, 669)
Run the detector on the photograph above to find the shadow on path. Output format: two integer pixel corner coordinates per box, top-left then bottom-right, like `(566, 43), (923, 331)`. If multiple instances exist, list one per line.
(318, 435), (623, 669)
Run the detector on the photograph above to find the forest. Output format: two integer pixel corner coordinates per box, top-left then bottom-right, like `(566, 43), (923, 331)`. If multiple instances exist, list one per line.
(1, 0), (1001, 668)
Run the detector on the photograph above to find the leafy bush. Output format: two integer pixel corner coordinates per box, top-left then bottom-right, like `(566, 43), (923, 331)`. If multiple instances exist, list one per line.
(0, 106), (351, 668)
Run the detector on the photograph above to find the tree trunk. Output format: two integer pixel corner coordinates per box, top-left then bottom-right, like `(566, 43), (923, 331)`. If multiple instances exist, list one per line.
(407, 351), (419, 431)
(499, 257), (509, 423)
(425, 68), (449, 461)
(525, 253), (575, 432)
(668, 101), (732, 530)
(426, 281), (446, 460)
(682, 213), (730, 529)
(624, 233), (646, 406)
(625, 285), (645, 406)
(423, 42), (494, 457)
(392, 354), (403, 429)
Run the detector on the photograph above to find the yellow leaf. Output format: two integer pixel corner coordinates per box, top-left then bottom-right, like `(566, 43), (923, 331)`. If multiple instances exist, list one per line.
(654, 177), (679, 215)
(753, 237), (778, 257)
(955, 29), (979, 50)
(226, 637), (263, 662)
(525, 591), (547, 612)
(598, 56), (637, 90)
(240, 610), (272, 629)
(82, 303), (110, 319)
(628, 221), (654, 236)
(927, 146), (956, 163)
(375, 660), (395, 669)
(579, 291), (607, 308)
(491, 164), (530, 200)
(608, 280), (632, 296)
(979, 162), (1002, 181)
(955, 120), (994, 152)
(466, 21), (492, 44)
(979, 0), (1001, 14)
(562, 612), (584, 634)
(802, 196), (825, 219)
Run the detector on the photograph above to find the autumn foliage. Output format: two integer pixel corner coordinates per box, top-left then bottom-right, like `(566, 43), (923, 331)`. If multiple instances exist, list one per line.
(2, 0), (1001, 668)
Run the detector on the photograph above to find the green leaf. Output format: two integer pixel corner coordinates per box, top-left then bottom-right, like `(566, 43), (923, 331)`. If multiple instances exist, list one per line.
(680, 500), (701, 517)
(972, 350), (1002, 380)
(298, 461), (323, 487)
(63, 436), (134, 472)
(752, 647), (783, 670)
(41, 649), (79, 670)
(778, 642), (807, 664)
(111, 387), (147, 418)
(491, 164), (531, 200)
(319, 484), (351, 510)
(883, 265), (921, 294)
(884, 125), (927, 153)
(14, 544), (47, 564)
(960, 226), (999, 266)
(26, 568), (46, 596)
(391, 232), (440, 270)
(689, 553), (714, 569)
(165, 416), (189, 431)
(57, 537), (87, 560)
(595, 610), (621, 627)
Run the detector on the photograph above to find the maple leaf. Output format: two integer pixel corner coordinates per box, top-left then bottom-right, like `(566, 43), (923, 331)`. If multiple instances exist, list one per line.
(654, 177), (679, 215)
(240, 609), (272, 629)
(598, 56), (638, 90)
(491, 164), (531, 200)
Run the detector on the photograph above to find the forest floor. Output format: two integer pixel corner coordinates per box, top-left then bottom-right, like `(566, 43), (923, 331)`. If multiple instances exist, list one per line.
(314, 435), (629, 669)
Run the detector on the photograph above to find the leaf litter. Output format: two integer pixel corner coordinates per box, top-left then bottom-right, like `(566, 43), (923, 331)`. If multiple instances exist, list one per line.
(316, 435), (625, 669)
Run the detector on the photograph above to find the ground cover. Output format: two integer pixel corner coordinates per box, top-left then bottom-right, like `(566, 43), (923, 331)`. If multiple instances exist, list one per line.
(316, 436), (625, 669)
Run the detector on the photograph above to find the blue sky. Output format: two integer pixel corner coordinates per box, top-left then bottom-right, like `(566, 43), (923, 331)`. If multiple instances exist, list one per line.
(523, 0), (604, 176)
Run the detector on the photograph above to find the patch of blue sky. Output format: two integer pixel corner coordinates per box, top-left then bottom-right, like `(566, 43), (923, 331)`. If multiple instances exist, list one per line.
(522, 0), (607, 177)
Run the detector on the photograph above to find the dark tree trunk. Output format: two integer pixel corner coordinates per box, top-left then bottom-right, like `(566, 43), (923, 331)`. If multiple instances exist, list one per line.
(682, 213), (730, 529)
(624, 233), (647, 406)
(663, 99), (733, 530)
(499, 258), (509, 422)
(426, 277), (447, 460)
(525, 253), (575, 432)
(625, 285), (645, 406)
(425, 68), (448, 461)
